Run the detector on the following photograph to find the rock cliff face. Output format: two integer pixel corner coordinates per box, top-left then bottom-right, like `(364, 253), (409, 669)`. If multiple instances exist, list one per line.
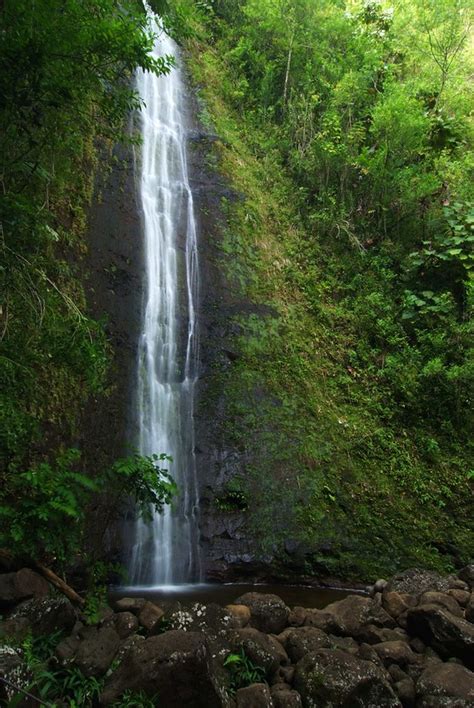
(84, 70), (261, 580)
(184, 82), (267, 582)
(83, 127), (144, 561)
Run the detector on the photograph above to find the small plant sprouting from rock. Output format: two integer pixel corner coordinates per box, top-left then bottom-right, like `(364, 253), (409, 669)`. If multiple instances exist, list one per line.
(224, 648), (266, 694)
(215, 483), (248, 512)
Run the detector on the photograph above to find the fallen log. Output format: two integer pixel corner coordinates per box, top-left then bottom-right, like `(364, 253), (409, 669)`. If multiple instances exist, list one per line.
(0, 549), (85, 606)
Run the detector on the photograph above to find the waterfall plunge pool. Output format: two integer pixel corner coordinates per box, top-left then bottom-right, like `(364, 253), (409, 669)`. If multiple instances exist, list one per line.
(110, 583), (367, 609)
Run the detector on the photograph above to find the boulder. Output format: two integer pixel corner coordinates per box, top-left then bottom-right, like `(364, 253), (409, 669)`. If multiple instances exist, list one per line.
(372, 640), (417, 668)
(409, 637), (426, 654)
(9, 596), (76, 636)
(386, 569), (455, 596)
(302, 608), (333, 630)
(0, 645), (33, 705)
(74, 626), (121, 677)
(458, 565), (474, 590)
(225, 604), (251, 627)
(450, 579), (470, 592)
(382, 591), (417, 619)
(101, 630), (226, 706)
(357, 624), (408, 645)
(113, 597), (146, 614)
(416, 662), (474, 706)
(114, 634), (145, 666)
(447, 589), (471, 608)
(294, 648), (401, 707)
(279, 666), (295, 684)
(114, 611), (139, 639)
(394, 677), (415, 707)
(271, 687), (303, 707)
(318, 595), (396, 637)
(407, 603), (474, 669)
(328, 635), (359, 654)
(55, 634), (81, 664)
(358, 642), (384, 667)
(374, 579), (389, 594)
(0, 616), (31, 641)
(95, 606), (114, 624)
(419, 591), (463, 618)
(0, 569), (50, 608)
(284, 627), (331, 663)
(388, 664), (409, 683)
(168, 602), (238, 635)
(288, 606), (306, 627)
(231, 627), (289, 675)
(236, 683), (273, 707)
(234, 593), (290, 634)
(465, 594), (474, 624)
(137, 601), (164, 634)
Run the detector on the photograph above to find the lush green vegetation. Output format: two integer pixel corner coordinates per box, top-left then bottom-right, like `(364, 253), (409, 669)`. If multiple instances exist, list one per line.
(0, 0), (472, 582)
(224, 648), (266, 694)
(6, 630), (156, 706)
(0, 451), (175, 567)
(0, 1), (175, 568)
(185, 0), (473, 577)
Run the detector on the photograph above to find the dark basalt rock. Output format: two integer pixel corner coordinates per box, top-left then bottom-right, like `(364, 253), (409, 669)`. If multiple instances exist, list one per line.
(294, 648), (401, 707)
(55, 634), (81, 664)
(0, 646), (33, 706)
(386, 569), (457, 596)
(9, 596), (76, 637)
(234, 592), (290, 634)
(167, 602), (239, 635)
(371, 640), (418, 668)
(225, 603), (251, 627)
(283, 627), (332, 663)
(112, 611), (139, 639)
(458, 565), (474, 590)
(311, 595), (396, 638)
(416, 662), (474, 706)
(394, 676), (416, 707)
(113, 597), (147, 614)
(236, 683), (273, 707)
(407, 603), (474, 669)
(0, 568), (50, 608)
(465, 594), (474, 623)
(101, 630), (228, 707)
(230, 627), (289, 675)
(419, 591), (463, 618)
(137, 601), (164, 634)
(74, 626), (121, 677)
(0, 616), (32, 642)
(271, 687), (303, 708)
(382, 591), (417, 620)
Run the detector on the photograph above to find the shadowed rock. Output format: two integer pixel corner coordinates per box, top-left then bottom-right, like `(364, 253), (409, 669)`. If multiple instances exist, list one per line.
(234, 593), (290, 634)
(0, 569), (50, 608)
(101, 630), (227, 706)
(407, 603), (474, 669)
(294, 648), (401, 707)
(416, 662), (474, 706)
(74, 626), (120, 677)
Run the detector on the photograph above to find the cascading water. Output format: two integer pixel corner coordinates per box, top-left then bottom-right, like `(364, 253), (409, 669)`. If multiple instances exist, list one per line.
(129, 11), (202, 586)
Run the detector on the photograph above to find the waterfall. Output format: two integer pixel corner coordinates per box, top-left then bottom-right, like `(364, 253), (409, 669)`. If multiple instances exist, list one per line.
(129, 12), (202, 586)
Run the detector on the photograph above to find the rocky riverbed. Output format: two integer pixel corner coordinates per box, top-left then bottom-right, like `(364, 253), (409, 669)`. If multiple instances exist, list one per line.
(1, 567), (474, 706)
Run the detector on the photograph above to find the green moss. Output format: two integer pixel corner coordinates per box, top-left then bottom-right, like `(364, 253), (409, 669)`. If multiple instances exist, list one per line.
(186, 36), (473, 581)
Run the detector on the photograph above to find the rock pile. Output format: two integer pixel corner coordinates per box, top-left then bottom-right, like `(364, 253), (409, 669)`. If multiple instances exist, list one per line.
(1, 566), (474, 706)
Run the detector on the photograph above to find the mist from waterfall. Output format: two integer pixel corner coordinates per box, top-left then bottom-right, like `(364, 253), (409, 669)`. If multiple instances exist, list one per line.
(129, 11), (201, 586)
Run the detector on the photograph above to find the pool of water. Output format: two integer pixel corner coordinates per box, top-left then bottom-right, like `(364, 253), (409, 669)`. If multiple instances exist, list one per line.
(110, 583), (366, 609)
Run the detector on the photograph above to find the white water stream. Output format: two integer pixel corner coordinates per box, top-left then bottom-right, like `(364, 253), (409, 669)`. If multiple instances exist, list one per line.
(129, 13), (201, 585)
